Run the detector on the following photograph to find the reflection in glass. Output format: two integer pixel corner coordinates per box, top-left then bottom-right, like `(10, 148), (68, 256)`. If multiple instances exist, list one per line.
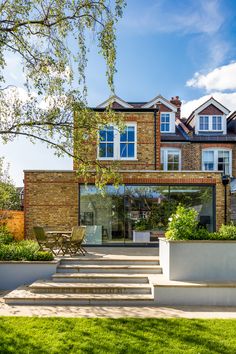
(80, 184), (214, 243)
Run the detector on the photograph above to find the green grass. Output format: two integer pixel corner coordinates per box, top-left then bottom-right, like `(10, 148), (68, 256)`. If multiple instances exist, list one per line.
(0, 317), (236, 353)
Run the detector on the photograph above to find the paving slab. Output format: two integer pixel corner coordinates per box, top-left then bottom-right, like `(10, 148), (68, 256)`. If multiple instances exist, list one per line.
(1, 291), (236, 318)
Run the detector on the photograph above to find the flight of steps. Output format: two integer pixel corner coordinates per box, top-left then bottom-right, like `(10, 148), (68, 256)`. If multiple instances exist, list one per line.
(4, 256), (162, 306)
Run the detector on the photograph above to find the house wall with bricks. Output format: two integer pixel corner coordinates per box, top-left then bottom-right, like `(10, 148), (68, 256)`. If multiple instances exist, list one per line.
(24, 170), (226, 239)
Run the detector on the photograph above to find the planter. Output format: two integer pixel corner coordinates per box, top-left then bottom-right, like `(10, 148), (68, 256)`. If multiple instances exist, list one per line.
(133, 231), (150, 243)
(159, 237), (236, 281)
(0, 260), (59, 290)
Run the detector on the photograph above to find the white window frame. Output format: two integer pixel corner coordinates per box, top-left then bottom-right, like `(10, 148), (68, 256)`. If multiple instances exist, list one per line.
(212, 116), (222, 131)
(161, 148), (181, 171)
(198, 115), (224, 132)
(202, 148), (232, 176)
(97, 122), (137, 160)
(160, 112), (175, 133)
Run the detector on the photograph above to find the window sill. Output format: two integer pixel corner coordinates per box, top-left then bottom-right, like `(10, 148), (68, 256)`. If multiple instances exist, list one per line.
(160, 131), (175, 134)
(198, 130), (224, 133)
(97, 158), (138, 161)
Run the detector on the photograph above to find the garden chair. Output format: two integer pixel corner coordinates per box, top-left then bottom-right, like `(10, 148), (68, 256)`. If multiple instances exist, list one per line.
(61, 226), (87, 256)
(33, 226), (59, 256)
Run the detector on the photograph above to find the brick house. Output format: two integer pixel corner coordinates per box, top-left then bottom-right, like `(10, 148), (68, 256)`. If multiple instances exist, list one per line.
(24, 94), (233, 243)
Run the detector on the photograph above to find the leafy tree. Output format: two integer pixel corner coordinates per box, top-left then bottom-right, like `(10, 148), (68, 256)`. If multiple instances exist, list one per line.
(0, 0), (126, 187)
(0, 157), (21, 210)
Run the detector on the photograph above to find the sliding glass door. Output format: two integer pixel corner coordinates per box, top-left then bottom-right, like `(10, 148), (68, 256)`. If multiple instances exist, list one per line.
(80, 184), (215, 244)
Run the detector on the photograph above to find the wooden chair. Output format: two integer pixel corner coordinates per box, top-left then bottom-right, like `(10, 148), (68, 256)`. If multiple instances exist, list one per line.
(33, 226), (59, 256)
(61, 226), (87, 256)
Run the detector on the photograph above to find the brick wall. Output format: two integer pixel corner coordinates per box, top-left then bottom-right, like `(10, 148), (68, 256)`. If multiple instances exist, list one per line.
(24, 170), (227, 238)
(161, 142), (236, 176)
(24, 172), (78, 239)
(74, 111), (161, 171)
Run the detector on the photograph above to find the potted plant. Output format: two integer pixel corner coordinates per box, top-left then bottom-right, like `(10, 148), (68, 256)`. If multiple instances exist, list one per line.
(133, 218), (151, 242)
(159, 204), (236, 282)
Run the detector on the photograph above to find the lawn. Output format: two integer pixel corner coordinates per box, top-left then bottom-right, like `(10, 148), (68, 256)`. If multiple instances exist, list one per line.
(0, 317), (236, 353)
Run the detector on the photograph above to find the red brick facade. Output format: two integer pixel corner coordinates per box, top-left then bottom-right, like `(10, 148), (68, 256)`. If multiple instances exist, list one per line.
(24, 95), (235, 239)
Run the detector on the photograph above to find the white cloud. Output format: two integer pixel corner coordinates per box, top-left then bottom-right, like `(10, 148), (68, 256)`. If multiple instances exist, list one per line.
(182, 92), (236, 118)
(122, 0), (224, 35)
(186, 62), (236, 91)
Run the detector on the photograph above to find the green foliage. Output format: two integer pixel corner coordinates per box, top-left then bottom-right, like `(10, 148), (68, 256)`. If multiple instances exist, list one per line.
(1, 318), (236, 353)
(0, 225), (14, 244)
(148, 200), (178, 230)
(0, 240), (53, 261)
(165, 205), (211, 240)
(212, 223), (236, 240)
(0, 158), (21, 210)
(166, 205), (198, 240)
(0, 1), (126, 187)
(134, 218), (151, 231)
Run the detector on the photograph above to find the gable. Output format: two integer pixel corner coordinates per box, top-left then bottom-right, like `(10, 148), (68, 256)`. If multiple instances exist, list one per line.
(97, 95), (133, 108)
(142, 95), (177, 112)
(198, 104), (223, 115)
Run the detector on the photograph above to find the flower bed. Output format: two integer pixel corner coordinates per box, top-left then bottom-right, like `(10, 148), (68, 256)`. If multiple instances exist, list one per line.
(159, 205), (236, 281)
(0, 226), (57, 290)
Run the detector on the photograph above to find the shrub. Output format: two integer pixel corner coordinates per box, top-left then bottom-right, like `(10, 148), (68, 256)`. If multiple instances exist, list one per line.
(0, 240), (54, 261)
(165, 205), (199, 240)
(0, 225), (14, 244)
(134, 218), (151, 231)
(213, 223), (236, 240)
(165, 205), (211, 240)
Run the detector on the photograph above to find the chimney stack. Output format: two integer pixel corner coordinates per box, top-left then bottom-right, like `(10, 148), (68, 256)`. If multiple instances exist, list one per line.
(170, 96), (182, 120)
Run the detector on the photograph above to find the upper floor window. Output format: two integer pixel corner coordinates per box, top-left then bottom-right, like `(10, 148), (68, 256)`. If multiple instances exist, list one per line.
(120, 126), (135, 158)
(212, 116), (222, 131)
(198, 115), (223, 132)
(202, 149), (232, 175)
(160, 113), (170, 132)
(98, 123), (137, 160)
(99, 126), (114, 158)
(199, 116), (209, 131)
(161, 148), (181, 171)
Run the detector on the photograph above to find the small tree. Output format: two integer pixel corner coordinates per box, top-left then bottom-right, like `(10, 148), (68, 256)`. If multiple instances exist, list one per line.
(0, 158), (21, 210)
(0, 1), (126, 187)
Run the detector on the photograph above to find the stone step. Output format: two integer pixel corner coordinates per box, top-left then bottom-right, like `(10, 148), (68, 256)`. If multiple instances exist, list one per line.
(57, 264), (162, 274)
(4, 286), (154, 306)
(52, 273), (149, 283)
(152, 275), (236, 306)
(59, 257), (159, 266)
(29, 280), (152, 294)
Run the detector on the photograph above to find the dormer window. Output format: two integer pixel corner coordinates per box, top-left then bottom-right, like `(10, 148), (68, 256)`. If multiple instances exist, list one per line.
(160, 112), (175, 133)
(199, 116), (209, 131)
(199, 115), (223, 132)
(161, 113), (170, 132)
(212, 116), (222, 131)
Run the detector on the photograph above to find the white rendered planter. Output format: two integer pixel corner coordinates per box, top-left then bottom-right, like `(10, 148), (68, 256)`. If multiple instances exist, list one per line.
(133, 231), (150, 243)
(0, 261), (59, 290)
(159, 237), (236, 281)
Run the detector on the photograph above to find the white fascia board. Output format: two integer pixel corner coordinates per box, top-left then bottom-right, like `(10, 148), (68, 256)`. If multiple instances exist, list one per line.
(97, 95), (133, 108)
(142, 95), (177, 112)
(195, 98), (230, 115)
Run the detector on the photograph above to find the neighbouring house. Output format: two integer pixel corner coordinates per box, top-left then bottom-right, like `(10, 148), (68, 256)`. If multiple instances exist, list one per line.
(24, 94), (235, 244)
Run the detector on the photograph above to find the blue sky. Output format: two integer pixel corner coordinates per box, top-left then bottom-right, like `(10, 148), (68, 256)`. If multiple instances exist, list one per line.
(2, 0), (236, 185)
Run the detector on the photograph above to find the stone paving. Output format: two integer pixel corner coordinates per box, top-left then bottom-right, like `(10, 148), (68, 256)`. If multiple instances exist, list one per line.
(1, 291), (236, 318)
(2, 247), (236, 318)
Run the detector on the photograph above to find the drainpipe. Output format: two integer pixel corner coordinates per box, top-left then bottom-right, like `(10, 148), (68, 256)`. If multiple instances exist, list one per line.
(222, 174), (230, 224)
(154, 105), (159, 170)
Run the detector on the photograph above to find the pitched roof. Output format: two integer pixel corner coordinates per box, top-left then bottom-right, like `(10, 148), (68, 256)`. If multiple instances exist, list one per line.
(142, 94), (177, 111)
(186, 97), (230, 125)
(97, 95), (133, 108)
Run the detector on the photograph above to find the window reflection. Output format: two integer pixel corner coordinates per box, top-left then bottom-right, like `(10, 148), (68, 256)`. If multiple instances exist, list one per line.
(80, 184), (214, 243)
